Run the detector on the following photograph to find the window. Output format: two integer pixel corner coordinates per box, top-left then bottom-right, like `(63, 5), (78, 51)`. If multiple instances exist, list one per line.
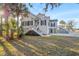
(27, 21), (29, 26)
(22, 22), (25, 26)
(30, 21), (33, 25)
(25, 21), (27, 26)
(45, 20), (46, 25)
(41, 20), (43, 25)
(41, 20), (46, 25)
(26, 21), (33, 26)
(50, 22), (55, 27)
(35, 20), (39, 26)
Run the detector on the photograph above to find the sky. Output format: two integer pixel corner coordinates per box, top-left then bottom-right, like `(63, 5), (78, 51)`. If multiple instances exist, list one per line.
(27, 3), (79, 28)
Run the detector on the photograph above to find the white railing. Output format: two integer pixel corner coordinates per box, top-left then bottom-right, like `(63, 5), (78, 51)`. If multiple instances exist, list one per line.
(57, 26), (74, 34)
(32, 28), (43, 36)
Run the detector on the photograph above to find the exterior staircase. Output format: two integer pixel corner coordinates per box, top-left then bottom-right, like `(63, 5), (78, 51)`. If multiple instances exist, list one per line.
(24, 25), (43, 36)
(57, 26), (73, 34)
(32, 28), (43, 36)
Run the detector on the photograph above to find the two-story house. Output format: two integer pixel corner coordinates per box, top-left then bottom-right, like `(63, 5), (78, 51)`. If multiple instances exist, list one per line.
(21, 13), (58, 36)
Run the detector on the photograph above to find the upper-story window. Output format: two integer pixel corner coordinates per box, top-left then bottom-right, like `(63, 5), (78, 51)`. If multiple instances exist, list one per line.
(35, 20), (39, 26)
(41, 20), (46, 25)
(28, 21), (33, 26)
(49, 22), (56, 27)
(30, 21), (33, 25)
(51, 22), (55, 27)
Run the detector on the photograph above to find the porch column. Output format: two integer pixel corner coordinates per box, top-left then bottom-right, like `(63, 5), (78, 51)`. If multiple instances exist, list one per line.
(46, 20), (49, 35)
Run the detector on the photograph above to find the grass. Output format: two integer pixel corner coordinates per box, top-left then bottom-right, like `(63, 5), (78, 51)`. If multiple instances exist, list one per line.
(0, 44), (5, 56)
(0, 36), (24, 56)
(0, 35), (79, 56)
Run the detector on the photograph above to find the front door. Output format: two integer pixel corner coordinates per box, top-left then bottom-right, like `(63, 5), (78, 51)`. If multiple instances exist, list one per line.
(49, 29), (53, 34)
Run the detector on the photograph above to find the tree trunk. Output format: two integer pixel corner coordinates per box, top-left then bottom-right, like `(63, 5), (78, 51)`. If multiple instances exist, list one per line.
(5, 17), (9, 40)
(10, 19), (13, 40)
(0, 16), (2, 36)
(16, 16), (19, 38)
(20, 17), (23, 37)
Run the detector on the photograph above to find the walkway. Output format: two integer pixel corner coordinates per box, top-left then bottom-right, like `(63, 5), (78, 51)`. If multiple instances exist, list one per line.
(51, 33), (79, 37)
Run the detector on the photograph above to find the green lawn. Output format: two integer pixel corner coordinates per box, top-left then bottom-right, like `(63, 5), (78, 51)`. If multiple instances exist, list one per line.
(0, 35), (79, 56)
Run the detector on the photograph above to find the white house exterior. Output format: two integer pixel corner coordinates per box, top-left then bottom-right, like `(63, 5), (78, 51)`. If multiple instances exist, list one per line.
(21, 13), (58, 36)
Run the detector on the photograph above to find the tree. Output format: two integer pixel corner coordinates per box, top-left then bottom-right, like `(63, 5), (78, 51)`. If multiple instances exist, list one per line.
(8, 16), (17, 39)
(67, 20), (76, 31)
(44, 3), (61, 12)
(59, 20), (66, 28)
(6, 3), (29, 38)
(0, 3), (28, 39)
(60, 20), (66, 25)
(0, 16), (2, 36)
(0, 4), (4, 36)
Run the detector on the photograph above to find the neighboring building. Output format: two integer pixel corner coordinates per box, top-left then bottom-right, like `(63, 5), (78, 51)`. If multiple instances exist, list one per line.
(21, 13), (58, 36)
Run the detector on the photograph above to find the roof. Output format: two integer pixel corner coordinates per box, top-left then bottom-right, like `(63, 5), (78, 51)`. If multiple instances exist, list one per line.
(23, 12), (57, 21)
(49, 19), (58, 22)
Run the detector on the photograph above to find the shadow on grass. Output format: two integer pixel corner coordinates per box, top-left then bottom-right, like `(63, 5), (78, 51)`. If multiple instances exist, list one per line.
(0, 38), (25, 56)
(8, 40), (35, 56)
(8, 39), (44, 56)
(21, 36), (79, 56)
(0, 41), (13, 56)
(1, 35), (79, 56)
(68, 50), (79, 56)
